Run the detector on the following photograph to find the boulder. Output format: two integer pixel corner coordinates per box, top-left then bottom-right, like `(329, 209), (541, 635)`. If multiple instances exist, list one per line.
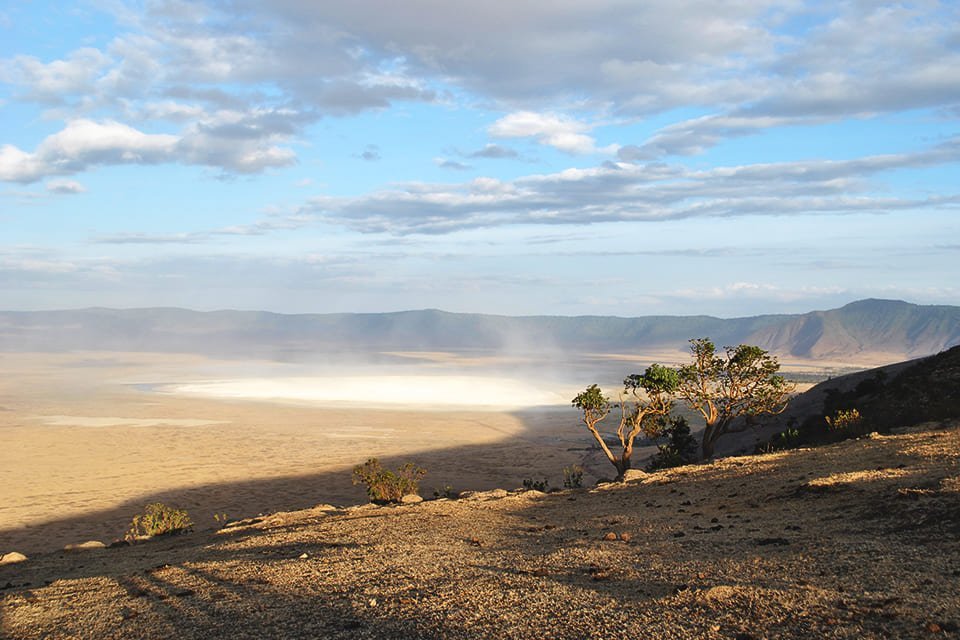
(0, 552), (28, 565)
(400, 494), (423, 504)
(622, 469), (650, 482)
(64, 540), (107, 552)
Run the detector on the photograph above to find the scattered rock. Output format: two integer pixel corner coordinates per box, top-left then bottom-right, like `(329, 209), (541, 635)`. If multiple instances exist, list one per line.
(64, 541), (106, 552)
(298, 553), (309, 559)
(756, 537), (790, 546)
(458, 489), (509, 501)
(0, 552), (28, 565)
(622, 469), (649, 482)
(588, 564), (611, 581)
(602, 532), (618, 541)
(673, 531), (686, 538)
(926, 622), (942, 633)
(400, 494), (423, 504)
(467, 537), (483, 547)
(619, 532), (632, 542)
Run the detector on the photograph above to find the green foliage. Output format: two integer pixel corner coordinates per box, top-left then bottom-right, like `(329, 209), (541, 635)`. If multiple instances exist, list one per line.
(562, 464), (584, 489)
(213, 512), (230, 528)
(572, 384), (610, 416)
(522, 477), (550, 492)
(647, 416), (699, 470)
(126, 503), (193, 540)
(352, 458), (426, 504)
(677, 337), (794, 459)
(573, 363), (680, 480)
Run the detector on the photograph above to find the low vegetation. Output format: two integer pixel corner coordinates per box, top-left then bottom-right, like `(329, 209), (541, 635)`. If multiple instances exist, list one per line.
(646, 416), (698, 470)
(352, 458), (426, 504)
(126, 503), (193, 541)
(574, 337), (793, 476)
(522, 477), (550, 492)
(562, 464), (584, 489)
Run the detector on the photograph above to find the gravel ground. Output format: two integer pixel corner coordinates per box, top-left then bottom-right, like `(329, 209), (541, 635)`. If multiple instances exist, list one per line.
(2, 421), (958, 639)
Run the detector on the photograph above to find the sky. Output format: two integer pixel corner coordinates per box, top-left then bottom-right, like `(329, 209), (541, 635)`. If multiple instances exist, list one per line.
(1, 1), (958, 318)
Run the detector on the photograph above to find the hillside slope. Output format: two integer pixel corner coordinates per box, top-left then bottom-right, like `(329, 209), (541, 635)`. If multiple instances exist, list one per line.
(2, 422), (958, 639)
(1, 299), (957, 362)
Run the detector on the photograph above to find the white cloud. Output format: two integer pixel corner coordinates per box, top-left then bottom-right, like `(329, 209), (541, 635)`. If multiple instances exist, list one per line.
(489, 111), (615, 155)
(46, 179), (87, 194)
(0, 119), (178, 182)
(0, 116), (302, 182)
(2, 48), (112, 103)
(300, 140), (960, 234)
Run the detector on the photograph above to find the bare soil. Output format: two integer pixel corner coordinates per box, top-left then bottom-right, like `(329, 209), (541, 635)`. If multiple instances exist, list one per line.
(2, 420), (958, 639)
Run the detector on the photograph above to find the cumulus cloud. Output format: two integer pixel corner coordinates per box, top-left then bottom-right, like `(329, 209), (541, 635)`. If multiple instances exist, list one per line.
(0, 120), (177, 182)
(2, 48), (112, 103)
(0, 116), (300, 182)
(46, 179), (87, 194)
(489, 111), (615, 155)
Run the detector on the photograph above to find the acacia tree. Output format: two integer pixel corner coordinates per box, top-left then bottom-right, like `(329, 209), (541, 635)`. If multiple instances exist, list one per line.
(572, 364), (679, 480)
(677, 338), (794, 459)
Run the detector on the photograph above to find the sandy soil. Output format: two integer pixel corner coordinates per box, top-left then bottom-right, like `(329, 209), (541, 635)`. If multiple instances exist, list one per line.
(1, 421), (956, 639)
(0, 348), (875, 557)
(0, 352), (596, 555)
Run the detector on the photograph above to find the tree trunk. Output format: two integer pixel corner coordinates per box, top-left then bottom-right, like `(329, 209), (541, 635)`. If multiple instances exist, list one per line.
(614, 456), (630, 481)
(701, 436), (715, 460)
(700, 418), (728, 459)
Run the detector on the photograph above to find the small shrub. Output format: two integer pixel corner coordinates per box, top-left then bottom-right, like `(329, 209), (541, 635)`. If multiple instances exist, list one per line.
(647, 416), (698, 470)
(352, 458), (426, 504)
(213, 512), (230, 528)
(126, 503), (193, 541)
(777, 427), (801, 447)
(825, 408), (865, 435)
(562, 465), (584, 489)
(432, 485), (457, 499)
(522, 477), (550, 492)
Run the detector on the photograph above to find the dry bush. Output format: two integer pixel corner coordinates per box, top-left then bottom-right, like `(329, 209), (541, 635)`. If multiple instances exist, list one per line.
(352, 458), (426, 503)
(126, 503), (193, 540)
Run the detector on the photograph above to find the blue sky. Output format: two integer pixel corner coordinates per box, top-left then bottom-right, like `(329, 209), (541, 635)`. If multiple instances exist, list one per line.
(1, 1), (958, 317)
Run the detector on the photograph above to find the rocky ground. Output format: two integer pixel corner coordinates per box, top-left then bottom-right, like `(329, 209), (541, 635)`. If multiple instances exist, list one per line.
(2, 420), (958, 639)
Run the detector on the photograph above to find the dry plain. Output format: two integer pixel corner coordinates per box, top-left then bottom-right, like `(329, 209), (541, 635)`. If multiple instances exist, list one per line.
(0, 350), (598, 555)
(0, 348), (860, 556)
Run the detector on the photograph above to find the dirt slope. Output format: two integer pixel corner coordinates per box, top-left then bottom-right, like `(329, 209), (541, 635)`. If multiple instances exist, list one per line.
(2, 421), (958, 639)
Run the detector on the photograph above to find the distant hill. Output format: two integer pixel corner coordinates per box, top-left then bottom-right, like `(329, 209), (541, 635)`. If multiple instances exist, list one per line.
(0, 299), (957, 362)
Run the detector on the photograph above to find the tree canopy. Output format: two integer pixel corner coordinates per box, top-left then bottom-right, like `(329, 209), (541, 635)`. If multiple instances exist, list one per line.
(572, 364), (679, 480)
(677, 338), (794, 459)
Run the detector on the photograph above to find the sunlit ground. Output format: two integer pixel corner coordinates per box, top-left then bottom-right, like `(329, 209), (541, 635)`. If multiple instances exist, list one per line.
(165, 375), (576, 409)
